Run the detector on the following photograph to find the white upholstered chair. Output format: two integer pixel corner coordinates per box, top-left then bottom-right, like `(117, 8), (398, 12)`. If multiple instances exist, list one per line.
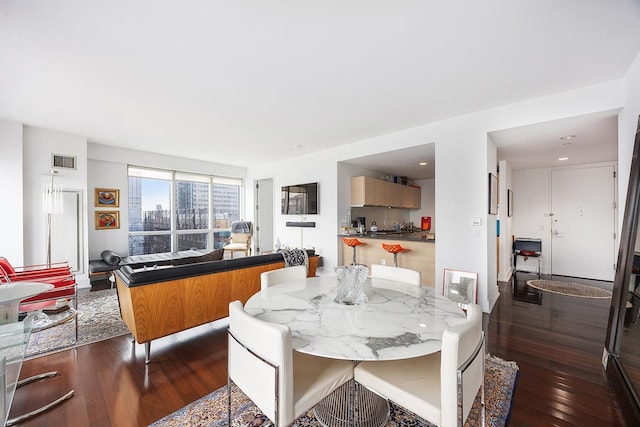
(354, 304), (485, 427)
(223, 233), (252, 258)
(227, 300), (354, 426)
(371, 264), (422, 286)
(260, 265), (307, 291)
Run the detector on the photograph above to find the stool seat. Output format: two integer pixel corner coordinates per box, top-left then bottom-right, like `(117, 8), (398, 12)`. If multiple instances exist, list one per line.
(382, 243), (408, 267)
(382, 243), (407, 254)
(343, 238), (364, 247)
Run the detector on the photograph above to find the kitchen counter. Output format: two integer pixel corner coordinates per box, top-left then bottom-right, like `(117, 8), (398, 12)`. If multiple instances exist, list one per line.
(338, 230), (435, 242)
(339, 234), (435, 286)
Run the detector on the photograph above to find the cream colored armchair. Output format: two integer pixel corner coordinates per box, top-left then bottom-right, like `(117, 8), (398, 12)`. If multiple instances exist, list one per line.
(223, 221), (253, 258)
(224, 233), (252, 258)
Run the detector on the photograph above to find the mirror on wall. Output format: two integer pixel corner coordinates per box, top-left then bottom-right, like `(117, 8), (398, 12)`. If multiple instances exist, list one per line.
(605, 116), (640, 424)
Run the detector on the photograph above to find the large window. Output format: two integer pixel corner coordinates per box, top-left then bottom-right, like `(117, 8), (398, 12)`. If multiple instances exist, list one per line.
(128, 167), (242, 255)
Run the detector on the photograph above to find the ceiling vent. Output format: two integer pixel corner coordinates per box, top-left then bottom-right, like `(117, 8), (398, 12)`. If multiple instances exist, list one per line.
(51, 154), (77, 170)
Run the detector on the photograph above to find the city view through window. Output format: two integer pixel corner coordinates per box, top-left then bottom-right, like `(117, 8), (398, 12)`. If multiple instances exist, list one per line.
(128, 167), (241, 255)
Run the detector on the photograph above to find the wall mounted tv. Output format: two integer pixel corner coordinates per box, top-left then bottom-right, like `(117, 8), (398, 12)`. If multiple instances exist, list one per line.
(281, 182), (318, 215)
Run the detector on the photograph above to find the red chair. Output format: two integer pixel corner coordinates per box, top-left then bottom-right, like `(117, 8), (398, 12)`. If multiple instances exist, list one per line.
(0, 257), (71, 280)
(0, 257), (78, 343)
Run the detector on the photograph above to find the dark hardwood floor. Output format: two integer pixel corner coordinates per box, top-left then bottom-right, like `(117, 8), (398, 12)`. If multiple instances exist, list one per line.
(9, 274), (626, 426)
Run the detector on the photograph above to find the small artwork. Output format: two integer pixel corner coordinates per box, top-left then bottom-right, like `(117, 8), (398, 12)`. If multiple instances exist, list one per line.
(443, 268), (478, 306)
(95, 188), (119, 207)
(96, 211), (120, 230)
(507, 189), (513, 217)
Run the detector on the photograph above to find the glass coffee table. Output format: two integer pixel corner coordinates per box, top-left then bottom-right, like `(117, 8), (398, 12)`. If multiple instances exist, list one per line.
(1, 283), (74, 427)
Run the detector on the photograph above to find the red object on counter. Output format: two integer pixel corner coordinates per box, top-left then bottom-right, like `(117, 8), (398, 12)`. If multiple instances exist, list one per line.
(421, 216), (431, 231)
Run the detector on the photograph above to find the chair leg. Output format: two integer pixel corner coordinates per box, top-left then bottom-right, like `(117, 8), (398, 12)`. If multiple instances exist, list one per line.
(228, 377), (232, 427)
(145, 341), (151, 364)
(6, 372), (74, 427)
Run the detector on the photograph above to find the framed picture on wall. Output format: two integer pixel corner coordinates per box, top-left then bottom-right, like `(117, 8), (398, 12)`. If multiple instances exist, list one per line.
(95, 188), (120, 207)
(507, 189), (513, 217)
(488, 173), (498, 215)
(443, 268), (478, 307)
(95, 211), (120, 230)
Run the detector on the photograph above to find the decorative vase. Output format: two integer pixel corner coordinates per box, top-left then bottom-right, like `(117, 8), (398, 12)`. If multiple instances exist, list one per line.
(334, 265), (368, 305)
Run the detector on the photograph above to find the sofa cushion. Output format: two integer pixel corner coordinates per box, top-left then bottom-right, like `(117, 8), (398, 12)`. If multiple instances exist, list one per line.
(101, 250), (122, 266)
(172, 248), (224, 265)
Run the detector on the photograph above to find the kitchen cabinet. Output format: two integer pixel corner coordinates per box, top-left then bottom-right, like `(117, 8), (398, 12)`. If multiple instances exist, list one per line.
(351, 176), (379, 206)
(351, 176), (421, 209)
(401, 185), (421, 208)
(380, 180), (402, 207)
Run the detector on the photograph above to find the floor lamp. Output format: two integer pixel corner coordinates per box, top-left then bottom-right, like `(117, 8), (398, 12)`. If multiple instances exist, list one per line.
(43, 170), (62, 267)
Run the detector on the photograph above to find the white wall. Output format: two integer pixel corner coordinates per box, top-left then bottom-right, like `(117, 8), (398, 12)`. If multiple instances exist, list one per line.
(497, 160), (513, 281)
(409, 178), (435, 232)
(87, 159), (129, 259)
(22, 125), (89, 286)
(0, 119), (24, 265)
(619, 52), (640, 226)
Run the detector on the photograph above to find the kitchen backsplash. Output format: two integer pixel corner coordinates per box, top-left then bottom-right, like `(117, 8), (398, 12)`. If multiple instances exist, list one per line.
(350, 207), (410, 230)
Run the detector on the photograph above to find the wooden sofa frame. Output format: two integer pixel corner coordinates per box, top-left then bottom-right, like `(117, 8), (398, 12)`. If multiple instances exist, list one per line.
(115, 254), (319, 363)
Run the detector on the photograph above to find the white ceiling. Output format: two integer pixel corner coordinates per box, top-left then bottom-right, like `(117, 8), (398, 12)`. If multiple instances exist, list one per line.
(493, 110), (620, 171)
(1, 1), (640, 170)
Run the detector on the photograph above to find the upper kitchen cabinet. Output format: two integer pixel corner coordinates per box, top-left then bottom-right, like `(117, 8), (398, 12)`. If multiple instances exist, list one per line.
(351, 176), (420, 209)
(379, 180), (402, 207)
(351, 176), (380, 206)
(401, 185), (421, 208)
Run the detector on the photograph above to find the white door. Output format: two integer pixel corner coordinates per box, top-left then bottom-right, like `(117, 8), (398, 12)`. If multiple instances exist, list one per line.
(255, 179), (274, 254)
(550, 166), (615, 281)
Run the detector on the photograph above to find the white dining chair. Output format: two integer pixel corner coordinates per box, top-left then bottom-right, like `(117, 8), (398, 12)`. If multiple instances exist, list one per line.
(371, 264), (422, 286)
(354, 304), (485, 427)
(227, 300), (354, 426)
(260, 265), (306, 291)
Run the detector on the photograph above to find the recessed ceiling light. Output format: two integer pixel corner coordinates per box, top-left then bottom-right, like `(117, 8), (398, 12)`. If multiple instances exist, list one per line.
(558, 157), (569, 161)
(560, 135), (576, 140)
(419, 162), (427, 166)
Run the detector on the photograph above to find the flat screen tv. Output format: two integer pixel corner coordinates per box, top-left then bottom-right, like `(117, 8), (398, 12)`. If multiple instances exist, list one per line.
(281, 182), (318, 215)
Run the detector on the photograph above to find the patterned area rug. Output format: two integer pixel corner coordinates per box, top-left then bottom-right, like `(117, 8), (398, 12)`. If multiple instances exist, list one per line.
(150, 354), (518, 427)
(25, 288), (130, 359)
(526, 280), (612, 299)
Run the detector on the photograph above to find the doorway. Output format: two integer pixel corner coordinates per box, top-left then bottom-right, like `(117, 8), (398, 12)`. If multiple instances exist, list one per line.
(255, 179), (274, 254)
(550, 165), (616, 281)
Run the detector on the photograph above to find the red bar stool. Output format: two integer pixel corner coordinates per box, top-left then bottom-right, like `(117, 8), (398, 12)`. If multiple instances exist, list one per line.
(382, 243), (408, 267)
(343, 237), (365, 265)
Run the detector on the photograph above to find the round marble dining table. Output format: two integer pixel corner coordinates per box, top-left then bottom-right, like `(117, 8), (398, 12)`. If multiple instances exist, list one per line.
(244, 275), (468, 426)
(245, 275), (467, 361)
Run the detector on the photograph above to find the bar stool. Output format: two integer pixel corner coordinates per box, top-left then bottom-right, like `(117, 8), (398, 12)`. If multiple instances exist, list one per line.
(343, 237), (365, 265)
(382, 243), (408, 267)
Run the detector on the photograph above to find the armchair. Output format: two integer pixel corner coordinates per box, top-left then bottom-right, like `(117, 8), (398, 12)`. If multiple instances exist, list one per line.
(223, 221), (253, 258)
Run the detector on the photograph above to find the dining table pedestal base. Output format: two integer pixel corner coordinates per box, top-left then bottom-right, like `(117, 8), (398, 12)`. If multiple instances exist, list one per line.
(313, 380), (389, 427)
